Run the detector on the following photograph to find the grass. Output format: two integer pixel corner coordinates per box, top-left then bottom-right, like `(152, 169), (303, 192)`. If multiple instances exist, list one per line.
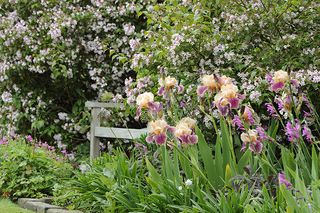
(0, 199), (34, 213)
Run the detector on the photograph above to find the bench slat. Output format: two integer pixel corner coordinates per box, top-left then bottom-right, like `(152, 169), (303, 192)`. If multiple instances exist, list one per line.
(85, 101), (124, 109)
(95, 127), (148, 139)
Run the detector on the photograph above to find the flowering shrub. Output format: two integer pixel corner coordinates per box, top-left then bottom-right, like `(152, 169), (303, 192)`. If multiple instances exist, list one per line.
(0, 135), (73, 199)
(0, 0), (154, 146)
(128, 0), (320, 114)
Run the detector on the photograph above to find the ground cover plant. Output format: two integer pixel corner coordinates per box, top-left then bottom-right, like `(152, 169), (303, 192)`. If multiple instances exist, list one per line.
(0, 135), (73, 199)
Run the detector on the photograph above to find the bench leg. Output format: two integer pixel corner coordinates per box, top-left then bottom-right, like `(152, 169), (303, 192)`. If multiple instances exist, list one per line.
(90, 107), (101, 161)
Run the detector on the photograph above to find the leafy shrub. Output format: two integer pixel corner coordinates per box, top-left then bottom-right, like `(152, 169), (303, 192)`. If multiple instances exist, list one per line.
(0, 0), (154, 147)
(0, 135), (73, 199)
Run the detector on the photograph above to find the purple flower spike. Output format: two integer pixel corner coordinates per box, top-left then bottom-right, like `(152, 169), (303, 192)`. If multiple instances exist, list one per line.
(232, 115), (244, 130)
(302, 126), (312, 143)
(179, 101), (186, 108)
(154, 133), (167, 145)
(278, 172), (292, 189)
(197, 86), (208, 97)
(26, 135), (33, 142)
(265, 103), (278, 118)
(274, 98), (284, 111)
(271, 82), (285, 92)
(256, 126), (268, 141)
(285, 121), (300, 142)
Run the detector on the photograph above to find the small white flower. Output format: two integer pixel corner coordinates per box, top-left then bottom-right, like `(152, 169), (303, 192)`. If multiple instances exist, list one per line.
(1, 91), (12, 103)
(79, 164), (90, 173)
(185, 179), (193, 187)
(53, 134), (62, 142)
(123, 23), (135, 35)
(67, 153), (75, 161)
(58, 112), (68, 121)
(178, 186), (183, 191)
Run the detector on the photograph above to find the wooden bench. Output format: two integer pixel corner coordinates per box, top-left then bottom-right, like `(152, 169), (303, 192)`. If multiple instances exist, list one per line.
(85, 101), (148, 161)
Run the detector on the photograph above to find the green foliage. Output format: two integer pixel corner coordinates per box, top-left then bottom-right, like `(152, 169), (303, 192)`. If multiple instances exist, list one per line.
(0, 136), (73, 199)
(0, 199), (34, 213)
(0, 0), (155, 145)
(53, 150), (145, 212)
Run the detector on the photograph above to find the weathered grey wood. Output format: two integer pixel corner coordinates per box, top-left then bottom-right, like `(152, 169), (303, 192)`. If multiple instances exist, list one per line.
(86, 101), (147, 161)
(90, 107), (101, 161)
(85, 101), (124, 109)
(95, 127), (147, 139)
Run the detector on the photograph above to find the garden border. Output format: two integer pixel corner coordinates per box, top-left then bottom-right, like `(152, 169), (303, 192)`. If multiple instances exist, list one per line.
(17, 198), (83, 213)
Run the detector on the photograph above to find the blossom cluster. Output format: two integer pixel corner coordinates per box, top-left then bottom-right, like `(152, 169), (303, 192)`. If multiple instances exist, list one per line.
(128, 67), (318, 155)
(135, 76), (198, 146)
(0, 0), (155, 147)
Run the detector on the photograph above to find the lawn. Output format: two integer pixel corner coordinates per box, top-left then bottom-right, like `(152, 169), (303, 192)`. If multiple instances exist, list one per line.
(0, 199), (33, 213)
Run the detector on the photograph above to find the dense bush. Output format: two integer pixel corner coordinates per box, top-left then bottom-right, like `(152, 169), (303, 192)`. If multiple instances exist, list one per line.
(0, 0), (154, 148)
(0, 135), (73, 199)
(128, 0), (319, 108)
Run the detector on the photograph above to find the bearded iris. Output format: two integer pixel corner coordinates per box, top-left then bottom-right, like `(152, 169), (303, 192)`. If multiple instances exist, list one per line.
(270, 70), (289, 92)
(240, 129), (264, 154)
(146, 119), (169, 145)
(174, 117), (198, 145)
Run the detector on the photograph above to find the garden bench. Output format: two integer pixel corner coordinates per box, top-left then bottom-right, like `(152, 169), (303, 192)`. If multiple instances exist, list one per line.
(85, 101), (148, 161)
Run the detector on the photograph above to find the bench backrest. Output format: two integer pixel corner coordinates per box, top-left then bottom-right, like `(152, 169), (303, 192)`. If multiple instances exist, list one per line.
(85, 101), (147, 160)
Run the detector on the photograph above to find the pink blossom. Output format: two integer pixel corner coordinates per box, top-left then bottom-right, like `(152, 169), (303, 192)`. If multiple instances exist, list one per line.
(302, 125), (312, 143)
(232, 115), (244, 130)
(285, 120), (301, 142)
(278, 172), (292, 189)
(0, 137), (8, 145)
(26, 135), (33, 142)
(265, 103), (278, 118)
